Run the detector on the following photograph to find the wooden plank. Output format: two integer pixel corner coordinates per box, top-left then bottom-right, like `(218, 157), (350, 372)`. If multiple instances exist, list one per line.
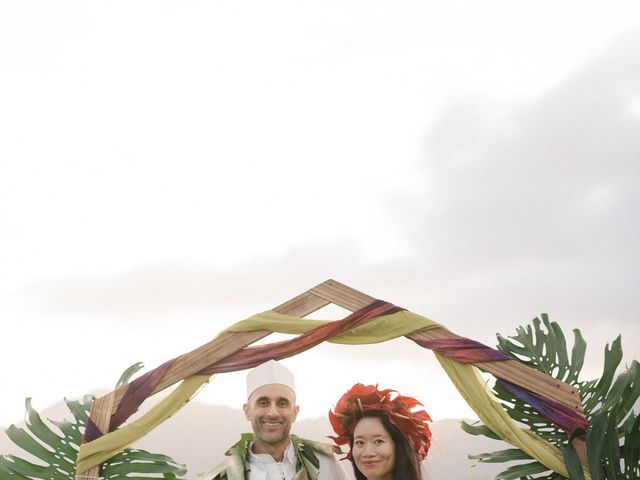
(111, 290), (335, 405)
(273, 289), (331, 316)
(137, 279), (375, 405)
(571, 437), (588, 469)
(101, 288), (338, 412)
(310, 279), (375, 311)
(136, 280), (374, 404)
(76, 392), (115, 479)
(77, 286), (334, 479)
(410, 327), (589, 468)
(476, 359), (584, 413)
(120, 329), (272, 406)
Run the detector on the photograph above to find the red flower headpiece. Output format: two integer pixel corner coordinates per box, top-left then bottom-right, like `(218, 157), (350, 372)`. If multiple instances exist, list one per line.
(328, 383), (432, 461)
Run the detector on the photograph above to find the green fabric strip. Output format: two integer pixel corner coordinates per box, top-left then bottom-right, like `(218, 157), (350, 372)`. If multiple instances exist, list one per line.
(435, 354), (590, 480)
(76, 374), (211, 474)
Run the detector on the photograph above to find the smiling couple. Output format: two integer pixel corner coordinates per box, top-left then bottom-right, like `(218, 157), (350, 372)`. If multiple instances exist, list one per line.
(199, 360), (431, 480)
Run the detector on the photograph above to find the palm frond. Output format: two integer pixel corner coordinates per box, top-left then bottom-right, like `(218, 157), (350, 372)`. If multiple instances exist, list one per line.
(466, 314), (639, 479)
(0, 364), (187, 479)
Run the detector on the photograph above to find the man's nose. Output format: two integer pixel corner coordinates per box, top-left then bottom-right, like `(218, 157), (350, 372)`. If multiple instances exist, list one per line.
(266, 403), (279, 416)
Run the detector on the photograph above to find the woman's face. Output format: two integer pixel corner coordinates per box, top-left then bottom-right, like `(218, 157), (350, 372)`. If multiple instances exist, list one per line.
(352, 416), (396, 480)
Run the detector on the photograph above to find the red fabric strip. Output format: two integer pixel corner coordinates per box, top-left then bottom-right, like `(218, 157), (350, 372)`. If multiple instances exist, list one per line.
(498, 379), (589, 433)
(83, 418), (103, 442)
(201, 300), (402, 374)
(99, 300), (398, 435)
(411, 336), (588, 437)
(103, 359), (176, 437)
(412, 337), (512, 363)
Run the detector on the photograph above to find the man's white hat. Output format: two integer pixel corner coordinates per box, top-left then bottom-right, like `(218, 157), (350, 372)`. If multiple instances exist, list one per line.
(246, 359), (295, 399)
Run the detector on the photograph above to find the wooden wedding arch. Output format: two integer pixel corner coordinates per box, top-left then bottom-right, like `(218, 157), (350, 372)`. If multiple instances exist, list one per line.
(75, 279), (590, 479)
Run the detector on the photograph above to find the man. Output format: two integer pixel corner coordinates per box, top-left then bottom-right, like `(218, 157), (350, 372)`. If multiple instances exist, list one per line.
(199, 359), (349, 480)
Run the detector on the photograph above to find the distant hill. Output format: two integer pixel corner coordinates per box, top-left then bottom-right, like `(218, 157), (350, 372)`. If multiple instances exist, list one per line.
(1, 396), (510, 479)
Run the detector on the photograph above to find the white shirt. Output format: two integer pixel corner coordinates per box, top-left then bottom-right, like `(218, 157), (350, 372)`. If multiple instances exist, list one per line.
(246, 441), (349, 480)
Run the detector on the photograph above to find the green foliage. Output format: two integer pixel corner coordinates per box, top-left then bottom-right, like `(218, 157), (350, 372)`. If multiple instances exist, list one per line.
(464, 314), (639, 479)
(0, 364), (187, 480)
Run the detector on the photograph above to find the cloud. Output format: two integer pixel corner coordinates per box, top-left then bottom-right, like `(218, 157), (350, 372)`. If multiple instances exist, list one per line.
(9, 30), (639, 378)
(377, 29), (640, 352)
(10, 239), (372, 323)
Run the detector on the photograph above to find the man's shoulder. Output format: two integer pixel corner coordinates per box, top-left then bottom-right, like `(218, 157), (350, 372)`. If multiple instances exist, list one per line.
(197, 433), (253, 480)
(291, 434), (342, 457)
(197, 434), (343, 480)
(197, 462), (227, 480)
(224, 432), (254, 456)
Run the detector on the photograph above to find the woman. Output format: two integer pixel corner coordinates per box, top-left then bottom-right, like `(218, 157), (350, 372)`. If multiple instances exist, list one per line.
(328, 383), (432, 480)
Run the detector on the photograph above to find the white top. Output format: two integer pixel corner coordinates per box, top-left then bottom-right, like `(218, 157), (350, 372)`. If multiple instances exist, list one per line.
(246, 442), (349, 480)
(197, 440), (350, 480)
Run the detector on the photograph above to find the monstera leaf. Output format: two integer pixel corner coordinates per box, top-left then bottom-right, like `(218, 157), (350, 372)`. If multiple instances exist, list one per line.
(0, 363), (187, 479)
(463, 314), (639, 480)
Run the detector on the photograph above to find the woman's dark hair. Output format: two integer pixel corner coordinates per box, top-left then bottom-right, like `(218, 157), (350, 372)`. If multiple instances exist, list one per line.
(350, 411), (422, 480)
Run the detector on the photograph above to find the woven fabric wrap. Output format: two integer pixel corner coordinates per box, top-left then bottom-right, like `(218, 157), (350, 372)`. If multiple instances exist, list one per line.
(76, 301), (588, 479)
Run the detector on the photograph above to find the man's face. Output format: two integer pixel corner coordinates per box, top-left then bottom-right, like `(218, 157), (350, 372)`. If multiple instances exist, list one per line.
(243, 384), (299, 448)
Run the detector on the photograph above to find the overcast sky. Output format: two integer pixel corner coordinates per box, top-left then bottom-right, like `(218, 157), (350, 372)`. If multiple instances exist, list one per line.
(1, 1), (639, 435)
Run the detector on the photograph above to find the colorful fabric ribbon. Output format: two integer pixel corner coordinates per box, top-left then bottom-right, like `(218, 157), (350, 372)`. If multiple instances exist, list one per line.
(411, 337), (512, 363)
(498, 379), (589, 434)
